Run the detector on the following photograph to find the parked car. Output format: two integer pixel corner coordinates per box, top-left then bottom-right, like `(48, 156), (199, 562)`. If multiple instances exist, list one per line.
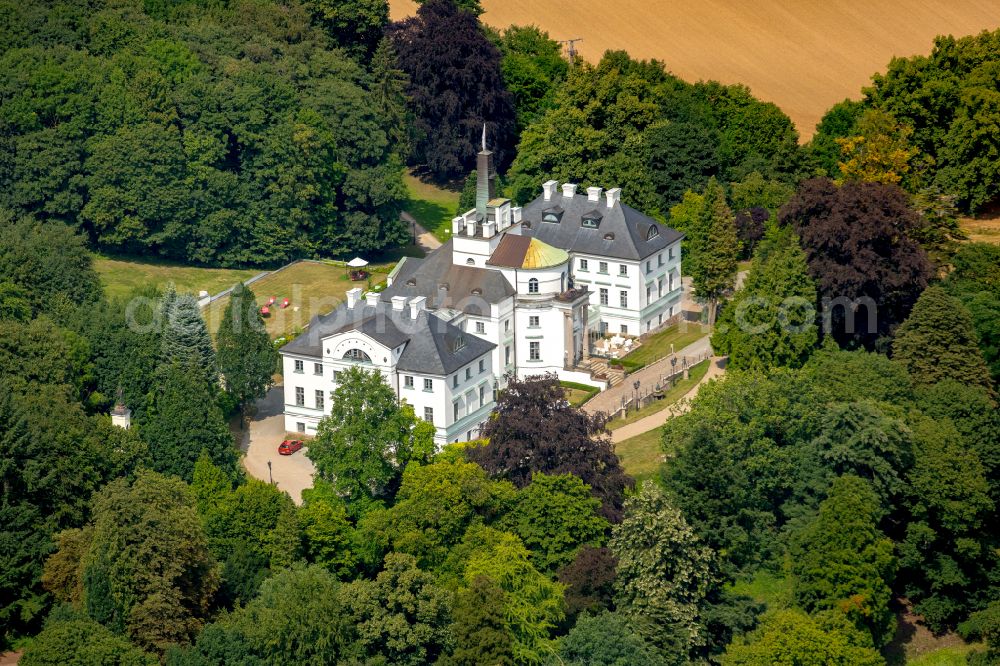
(278, 439), (304, 455)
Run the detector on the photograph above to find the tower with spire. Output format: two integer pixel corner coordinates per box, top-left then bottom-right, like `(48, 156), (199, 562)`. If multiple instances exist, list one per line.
(475, 123), (497, 219)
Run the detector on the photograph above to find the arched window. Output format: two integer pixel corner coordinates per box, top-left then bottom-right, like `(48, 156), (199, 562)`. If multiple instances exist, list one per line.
(646, 225), (660, 241)
(528, 278), (539, 294)
(466, 258), (475, 265)
(343, 348), (372, 363)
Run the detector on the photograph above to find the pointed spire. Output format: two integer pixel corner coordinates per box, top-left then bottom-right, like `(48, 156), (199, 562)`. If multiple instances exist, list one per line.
(482, 123), (487, 152)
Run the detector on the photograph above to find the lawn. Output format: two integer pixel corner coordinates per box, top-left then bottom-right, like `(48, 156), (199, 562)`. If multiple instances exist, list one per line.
(94, 254), (259, 301)
(607, 359), (710, 431)
(562, 381), (600, 408)
(904, 646), (979, 666)
(618, 323), (709, 373)
(404, 170), (461, 242)
(203, 260), (391, 339)
(614, 428), (665, 483)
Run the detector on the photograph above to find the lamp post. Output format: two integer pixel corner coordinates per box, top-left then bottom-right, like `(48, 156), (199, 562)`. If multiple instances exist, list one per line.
(267, 460), (273, 485)
(633, 380), (640, 409)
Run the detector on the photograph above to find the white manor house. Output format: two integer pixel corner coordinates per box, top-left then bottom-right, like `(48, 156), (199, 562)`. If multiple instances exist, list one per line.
(280, 140), (684, 445)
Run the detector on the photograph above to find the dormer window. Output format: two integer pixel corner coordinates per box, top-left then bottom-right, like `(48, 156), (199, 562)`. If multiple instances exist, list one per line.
(466, 258), (475, 265)
(343, 348), (372, 363)
(646, 225), (660, 241)
(581, 210), (603, 229)
(542, 206), (563, 224)
(452, 335), (466, 352)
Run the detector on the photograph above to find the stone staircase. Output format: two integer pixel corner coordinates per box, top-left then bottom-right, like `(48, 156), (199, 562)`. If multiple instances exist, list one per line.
(585, 358), (625, 388)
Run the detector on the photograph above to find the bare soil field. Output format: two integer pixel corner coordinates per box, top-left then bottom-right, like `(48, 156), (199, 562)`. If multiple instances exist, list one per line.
(390, 0), (1000, 140)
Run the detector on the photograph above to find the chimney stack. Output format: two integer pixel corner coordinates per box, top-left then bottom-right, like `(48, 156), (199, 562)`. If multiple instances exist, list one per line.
(587, 186), (603, 202)
(391, 295), (407, 311)
(346, 287), (362, 308)
(606, 188), (622, 208)
(562, 183), (578, 198)
(365, 291), (379, 307)
(409, 296), (426, 319)
(542, 180), (559, 201)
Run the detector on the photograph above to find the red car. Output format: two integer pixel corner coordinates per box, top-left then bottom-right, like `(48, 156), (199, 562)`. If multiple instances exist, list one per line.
(278, 439), (304, 455)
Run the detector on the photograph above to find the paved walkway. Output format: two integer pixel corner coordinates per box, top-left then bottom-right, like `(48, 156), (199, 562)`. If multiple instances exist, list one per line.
(582, 333), (714, 415)
(611, 356), (727, 443)
(401, 211), (442, 253)
(241, 385), (315, 504)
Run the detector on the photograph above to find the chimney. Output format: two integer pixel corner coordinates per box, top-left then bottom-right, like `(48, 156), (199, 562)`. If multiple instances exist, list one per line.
(452, 216), (464, 235)
(587, 186), (603, 202)
(476, 124), (496, 217)
(512, 206), (522, 224)
(606, 187), (622, 208)
(542, 180), (559, 201)
(365, 291), (379, 307)
(483, 221), (496, 238)
(110, 403), (131, 430)
(409, 296), (426, 319)
(466, 218), (477, 237)
(391, 295), (407, 311)
(562, 183), (578, 198)
(346, 287), (362, 308)
(437, 284), (450, 308)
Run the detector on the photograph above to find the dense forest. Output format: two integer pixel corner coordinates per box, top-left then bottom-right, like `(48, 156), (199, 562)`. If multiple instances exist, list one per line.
(2, 0), (1000, 664)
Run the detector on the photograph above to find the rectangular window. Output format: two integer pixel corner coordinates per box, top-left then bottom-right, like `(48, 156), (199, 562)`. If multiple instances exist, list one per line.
(424, 407), (433, 423)
(479, 384), (486, 406)
(669, 246), (674, 260)
(669, 272), (675, 292)
(404, 375), (414, 389)
(465, 367), (472, 380)
(453, 401), (460, 420)
(313, 363), (323, 375)
(504, 319), (510, 333)
(475, 321), (485, 334)
(529, 341), (540, 361)
(296, 422), (305, 433)
(646, 260), (651, 273)
(315, 390), (324, 411)
(529, 315), (539, 327)
(453, 375), (459, 388)
(621, 324), (628, 335)
(478, 359), (485, 374)
(580, 259), (589, 271)
(646, 285), (652, 302)
(505, 345), (511, 365)
(424, 378), (433, 391)
(467, 430), (473, 441)
(295, 387), (304, 406)
(658, 253), (664, 267)
(294, 359), (304, 374)
(658, 277), (664, 297)
(599, 288), (609, 306)
(599, 261), (608, 274)
(619, 264), (628, 277)
(620, 290), (628, 308)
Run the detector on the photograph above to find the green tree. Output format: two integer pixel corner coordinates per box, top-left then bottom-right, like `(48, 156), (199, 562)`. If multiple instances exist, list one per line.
(462, 531), (565, 665)
(309, 366), (435, 511)
(495, 25), (568, 133)
(893, 285), (994, 393)
(609, 482), (718, 658)
(686, 178), (739, 324)
(790, 476), (896, 646)
(79, 471), (220, 652)
(216, 282), (277, 425)
(729, 171), (796, 217)
(666, 189), (704, 234)
(205, 479), (301, 571)
(721, 609), (883, 666)
(806, 98), (865, 178)
(559, 611), (665, 666)
(646, 121), (720, 214)
(299, 481), (357, 578)
(190, 451), (234, 516)
(438, 575), (514, 666)
(712, 226), (818, 371)
(140, 361), (238, 482)
(836, 109), (918, 186)
(499, 473), (608, 572)
(304, 0), (388, 56)
(356, 459), (516, 571)
(159, 288), (216, 386)
(341, 552), (453, 665)
(20, 614), (154, 666)
(0, 281), (31, 321)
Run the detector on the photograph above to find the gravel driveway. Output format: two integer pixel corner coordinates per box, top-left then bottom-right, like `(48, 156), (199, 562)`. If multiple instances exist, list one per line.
(240, 385), (315, 504)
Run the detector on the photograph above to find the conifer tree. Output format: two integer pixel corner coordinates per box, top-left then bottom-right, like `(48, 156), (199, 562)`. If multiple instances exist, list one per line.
(216, 282), (277, 425)
(160, 287), (217, 387)
(686, 178), (739, 324)
(712, 226), (818, 371)
(893, 285), (994, 393)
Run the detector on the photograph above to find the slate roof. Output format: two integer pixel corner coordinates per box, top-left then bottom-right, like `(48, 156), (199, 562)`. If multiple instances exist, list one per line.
(380, 239), (516, 315)
(487, 234), (568, 269)
(280, 298), (495, 375)
(520, 191), (683, 261)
